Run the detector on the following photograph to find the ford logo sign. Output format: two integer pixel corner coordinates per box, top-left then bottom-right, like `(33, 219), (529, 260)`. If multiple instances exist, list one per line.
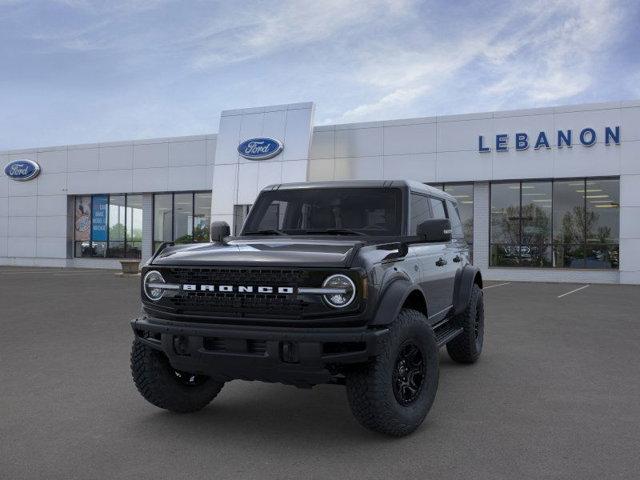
(4, 159), (41, 181)
(237, 137), (283, 160)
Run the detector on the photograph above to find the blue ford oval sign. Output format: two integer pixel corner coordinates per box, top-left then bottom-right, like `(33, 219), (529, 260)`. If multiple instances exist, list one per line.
(4, 159), (41, 181)
(237, 137), (283, 160)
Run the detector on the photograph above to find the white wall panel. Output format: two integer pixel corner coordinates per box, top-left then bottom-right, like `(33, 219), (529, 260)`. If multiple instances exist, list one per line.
(7, 237), (36, 257)
(437, 151), (492, 182)
(214, 114), (242, 165)
(8, 217), (36, 237)
(620, 107), (640, 142)
(237, 162), (259, 204)
(282, 106), (315, 162)
(132, 167), (169, 192)
(167, 166), (208, 191)
(67, 171), (102, 195)
(169, 140), (206, 167)
(68, 147), (100, 172)
(97, 169), (133, 193)
(8, 178), (37, 196)
(553, 142), (620, 178)
(37, 215), (67, 237)
(36, 237), (67, 258)
(620, 174), (640, 206)
(491, 145), (554, 180)
(262, 110), (287, 144)
(383, 153), (436, 182)
(257, 161), (282, 191)
(334, 127), (382, 158)
(334, 156), (383, 180)
(383, 123), (436, 155)
(8, 196), (37, 216)
(281, 160), (308, 183)
(211, 163), (238, 216)
(99, 144), (133, 170)
(134, 142), (169, 169)
(37, 149), (67, 173)
(620, 140), (640, 175)
(438, 118), (494, 152)
(37, 195), (67, 217)
(308, 159), (334, 181)
(37, 172), (67, 195)
(309, 130), (334, 159)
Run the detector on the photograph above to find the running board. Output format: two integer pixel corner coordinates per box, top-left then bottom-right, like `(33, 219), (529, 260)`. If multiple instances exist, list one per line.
(434, 325), (463, 347)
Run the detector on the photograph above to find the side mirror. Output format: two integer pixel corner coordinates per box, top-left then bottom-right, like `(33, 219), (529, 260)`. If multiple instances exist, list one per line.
(210, 221), (230, 243)
(417, 219), (452, 243)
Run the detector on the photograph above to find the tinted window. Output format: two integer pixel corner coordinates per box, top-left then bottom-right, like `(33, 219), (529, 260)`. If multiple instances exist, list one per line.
(446, 200), (464, 239)
(410, 193), (431, 235)
(243, 188), (403, 235)
(430, 197), (447, 219)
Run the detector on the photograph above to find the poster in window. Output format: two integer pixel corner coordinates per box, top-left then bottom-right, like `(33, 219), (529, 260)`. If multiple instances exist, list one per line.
(74, 196), (91, 241)
(91, 195), (108, 242)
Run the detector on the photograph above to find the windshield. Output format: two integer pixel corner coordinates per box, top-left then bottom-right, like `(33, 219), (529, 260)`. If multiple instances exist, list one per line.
(242, 188), (403, 236)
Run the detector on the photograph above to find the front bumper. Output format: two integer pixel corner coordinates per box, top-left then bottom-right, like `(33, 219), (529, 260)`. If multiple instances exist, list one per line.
(131, 315), (388, 387)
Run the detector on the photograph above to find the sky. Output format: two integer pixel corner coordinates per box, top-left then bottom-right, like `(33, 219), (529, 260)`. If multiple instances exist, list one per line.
(1, 0), (639, 150)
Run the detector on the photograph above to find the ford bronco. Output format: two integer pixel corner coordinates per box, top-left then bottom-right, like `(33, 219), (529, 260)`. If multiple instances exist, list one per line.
(131, 180), (484, 436)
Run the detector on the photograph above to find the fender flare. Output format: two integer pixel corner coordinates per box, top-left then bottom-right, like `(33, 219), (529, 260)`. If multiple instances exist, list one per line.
(452, 265), (483, 316)
(370, 278), (427, 326)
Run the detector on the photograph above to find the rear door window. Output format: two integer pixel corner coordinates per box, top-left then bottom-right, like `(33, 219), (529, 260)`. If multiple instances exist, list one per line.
(409, 193), (431, 235)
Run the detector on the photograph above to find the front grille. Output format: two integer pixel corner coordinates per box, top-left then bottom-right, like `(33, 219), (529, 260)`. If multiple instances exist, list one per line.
(157, 267), (328, 319)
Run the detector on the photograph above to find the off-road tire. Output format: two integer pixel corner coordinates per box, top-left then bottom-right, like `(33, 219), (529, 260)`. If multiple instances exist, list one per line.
(131, 339), (224, 413)
(345, 309), (439, 436)
(446, 283), (484, 364)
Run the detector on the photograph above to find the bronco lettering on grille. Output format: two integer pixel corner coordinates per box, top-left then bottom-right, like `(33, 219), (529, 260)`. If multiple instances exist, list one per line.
(181, 284), (295, 294)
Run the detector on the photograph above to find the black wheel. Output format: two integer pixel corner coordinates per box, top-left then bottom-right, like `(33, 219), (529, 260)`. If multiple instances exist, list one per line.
(446, 283), (484, 364)
(131, 339), (224, 413)
(345, 309), (439, 436)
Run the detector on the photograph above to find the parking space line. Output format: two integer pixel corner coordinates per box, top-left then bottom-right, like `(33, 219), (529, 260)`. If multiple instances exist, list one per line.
(483, 282), (511, 290)
(557, 284), (590, 298)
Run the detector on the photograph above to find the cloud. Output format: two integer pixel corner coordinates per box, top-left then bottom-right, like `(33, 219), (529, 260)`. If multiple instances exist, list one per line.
(334, 0), (627, 122)
(191, 0), (415, 70)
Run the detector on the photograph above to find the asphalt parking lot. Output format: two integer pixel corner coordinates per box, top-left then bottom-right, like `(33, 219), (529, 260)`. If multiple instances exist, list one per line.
(1, 268), (639, 480)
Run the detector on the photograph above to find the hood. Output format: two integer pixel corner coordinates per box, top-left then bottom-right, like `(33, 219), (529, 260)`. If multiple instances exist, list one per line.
(150, 237), (364, 268)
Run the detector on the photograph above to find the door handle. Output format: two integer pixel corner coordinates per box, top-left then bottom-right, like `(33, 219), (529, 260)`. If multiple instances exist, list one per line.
(435, 257), (447, 267)
(453, 255), (461, 263)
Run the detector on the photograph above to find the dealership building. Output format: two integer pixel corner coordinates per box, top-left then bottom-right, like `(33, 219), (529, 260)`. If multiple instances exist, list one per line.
(1, 100), (639, 284)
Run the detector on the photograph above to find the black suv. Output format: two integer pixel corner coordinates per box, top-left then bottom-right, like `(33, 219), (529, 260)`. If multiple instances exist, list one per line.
(131, 180), (484, 436)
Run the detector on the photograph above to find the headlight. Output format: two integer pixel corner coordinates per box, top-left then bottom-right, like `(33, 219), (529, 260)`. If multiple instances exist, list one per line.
(143, 270), (166, 301)
(322, 274), (356, 309)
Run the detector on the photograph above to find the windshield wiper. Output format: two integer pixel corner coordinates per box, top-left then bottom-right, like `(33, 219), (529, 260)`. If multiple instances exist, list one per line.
(305, 228), (366, 236)
(244, 229), (286, 236)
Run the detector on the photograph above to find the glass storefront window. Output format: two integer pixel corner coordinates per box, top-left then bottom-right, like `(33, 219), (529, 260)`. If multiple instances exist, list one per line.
(491, 178), (619, 269)
(443, 183), (474, 247)
(193, 193), (212, 243)
(152, 191), (212, 249)
(73, 193), (142, 259)
(520, 181), (552, 267)
(126, 195), (143, 258)
(108, 195), (126, 257)
(490, 182), (520, 267)
(153, 194), (172, 252)
(173, 193), (193, 244)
